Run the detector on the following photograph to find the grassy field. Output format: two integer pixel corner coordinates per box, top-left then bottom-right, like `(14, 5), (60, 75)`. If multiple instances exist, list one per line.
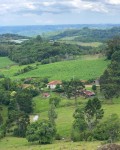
(0, 57), (15, 69)
(32, 93), (120, 138)
(17, 57), (108, 80)
(0, 56), (109, 81)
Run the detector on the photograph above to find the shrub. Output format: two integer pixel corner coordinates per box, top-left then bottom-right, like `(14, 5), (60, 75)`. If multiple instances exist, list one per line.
(94, 114), (120, 142)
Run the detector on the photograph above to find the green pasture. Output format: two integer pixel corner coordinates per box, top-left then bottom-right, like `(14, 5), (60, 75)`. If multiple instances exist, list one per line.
(1, 97), (120, 150)
(32, 94), (120, 138)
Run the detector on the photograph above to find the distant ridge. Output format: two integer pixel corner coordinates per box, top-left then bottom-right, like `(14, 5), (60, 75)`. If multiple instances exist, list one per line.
(0, 24), (120, 36)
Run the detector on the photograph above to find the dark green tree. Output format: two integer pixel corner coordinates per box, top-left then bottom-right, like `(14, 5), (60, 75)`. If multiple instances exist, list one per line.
(72, 98), (104, 141)
(92, 85), (97, 92)
(106, 36), (120, 60)
(49, 97), (61, 107)
(72, 108), (88, 141)
(84, 97), (104, 130)
(0, 113), (3, 126)
(62, 78), (84, 107)
(0, 124), (6, 139)
(15, 91), (33, 113)
(13, 112), (30, 137)
(48, 103), (57, 125)
(100, 37), (120, 100)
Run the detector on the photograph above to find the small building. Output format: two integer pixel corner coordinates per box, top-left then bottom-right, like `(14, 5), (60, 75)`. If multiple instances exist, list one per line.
(43, 93), (50, 98)
(33, 115), (39, 122)
(82, 90), (95, 98)
(47, 80), (62, 89)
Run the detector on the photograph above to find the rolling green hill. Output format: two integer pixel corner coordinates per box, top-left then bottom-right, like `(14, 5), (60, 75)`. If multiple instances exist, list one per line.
(0, 55), (109, 81)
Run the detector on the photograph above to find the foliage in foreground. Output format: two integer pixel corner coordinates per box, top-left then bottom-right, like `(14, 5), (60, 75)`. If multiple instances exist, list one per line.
(72, 98), (104, 141)
(94, 114), (120, 142)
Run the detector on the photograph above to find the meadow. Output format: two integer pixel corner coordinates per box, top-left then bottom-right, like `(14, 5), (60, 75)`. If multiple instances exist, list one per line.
(0, 56), (109, 81)
(32, 94), (120, 138)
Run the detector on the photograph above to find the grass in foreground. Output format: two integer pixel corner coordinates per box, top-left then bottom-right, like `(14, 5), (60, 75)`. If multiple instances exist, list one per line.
(0, 137), (101, 150)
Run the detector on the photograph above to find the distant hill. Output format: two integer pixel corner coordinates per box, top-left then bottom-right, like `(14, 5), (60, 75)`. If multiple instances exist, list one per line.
(0, 33), (28, 40)
(0, 33), (29, 43)
(49, 27), (120, 42)
(0, 24), (120, 36)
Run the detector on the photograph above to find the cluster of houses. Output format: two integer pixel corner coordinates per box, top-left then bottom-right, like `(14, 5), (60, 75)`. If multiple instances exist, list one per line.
(43, 80), (97, 98)
(21, 77), (97, 98)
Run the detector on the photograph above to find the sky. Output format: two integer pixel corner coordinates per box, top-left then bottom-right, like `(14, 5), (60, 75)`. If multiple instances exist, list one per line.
(1, 0), (120, 26)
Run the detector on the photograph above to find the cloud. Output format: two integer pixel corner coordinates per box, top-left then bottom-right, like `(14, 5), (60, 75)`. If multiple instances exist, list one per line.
(69, 0), (108, 13)
(105, 0), (120, 5)
(0, 0), (120, 16)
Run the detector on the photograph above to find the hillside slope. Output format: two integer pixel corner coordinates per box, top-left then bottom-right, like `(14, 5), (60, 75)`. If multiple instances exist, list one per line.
(0, 56), (109, 80)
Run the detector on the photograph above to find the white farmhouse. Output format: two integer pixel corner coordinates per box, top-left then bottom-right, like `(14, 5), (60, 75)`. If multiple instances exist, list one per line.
(47, 80), (62, 89)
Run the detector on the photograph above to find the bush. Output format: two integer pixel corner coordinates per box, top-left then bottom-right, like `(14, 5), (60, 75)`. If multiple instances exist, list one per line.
(26, 120), (56, 144)
(71, 129), (93, 141)
(0, 74), (5, 78)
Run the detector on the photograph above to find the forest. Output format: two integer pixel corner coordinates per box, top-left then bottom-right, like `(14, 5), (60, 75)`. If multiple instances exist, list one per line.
(49, 27), (120, 42)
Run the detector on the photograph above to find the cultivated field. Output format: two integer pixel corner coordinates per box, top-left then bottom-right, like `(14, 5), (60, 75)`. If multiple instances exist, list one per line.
(0, 56), (109, 81)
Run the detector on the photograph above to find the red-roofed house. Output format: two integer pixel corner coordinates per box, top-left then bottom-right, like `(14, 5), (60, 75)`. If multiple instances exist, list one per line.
(47, 80), (62, 89)
(82, 90), (95, 97)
